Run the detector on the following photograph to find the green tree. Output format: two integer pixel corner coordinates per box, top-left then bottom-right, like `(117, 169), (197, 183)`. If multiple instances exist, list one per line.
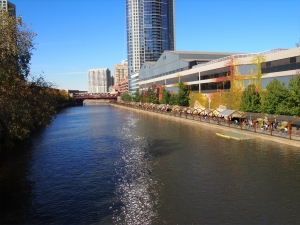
(132, 88), (141, 102)
(120, 92), (132, 102)
(147, 85), (158, 104)
(260, 79), (289, 115)
(169, 93), (178, 105)
(160, 87), (170, 104)
(239, 84), (261, 112)
(177, 81), (189, 106)
(286, 75), (300, 116)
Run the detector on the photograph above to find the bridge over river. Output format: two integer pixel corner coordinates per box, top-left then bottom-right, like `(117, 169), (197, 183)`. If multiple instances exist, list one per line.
(73, 93), (119, 103)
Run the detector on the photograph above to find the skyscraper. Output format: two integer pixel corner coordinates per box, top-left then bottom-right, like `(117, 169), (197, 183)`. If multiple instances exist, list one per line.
(0, 1), (16, 17)
(88, 68), (112, 93)
(126, 0), (175, 91)
(114, 60), (128, 86)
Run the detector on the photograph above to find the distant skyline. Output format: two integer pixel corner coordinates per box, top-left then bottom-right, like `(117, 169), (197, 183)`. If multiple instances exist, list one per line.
(12, 0), (300, 91)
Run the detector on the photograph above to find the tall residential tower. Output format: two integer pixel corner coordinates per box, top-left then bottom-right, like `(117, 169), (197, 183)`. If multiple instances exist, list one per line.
(114, 60), (128, 86)
(126, 0), (175, 92)
(88, 68), (112, 93)
(0, 1), (16, 17)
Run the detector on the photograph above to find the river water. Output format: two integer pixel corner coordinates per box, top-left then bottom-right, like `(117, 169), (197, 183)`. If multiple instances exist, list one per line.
(1, 104), (300, 224)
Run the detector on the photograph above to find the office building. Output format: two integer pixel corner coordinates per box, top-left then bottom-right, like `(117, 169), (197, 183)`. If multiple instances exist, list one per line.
(139, 50), (241, 86)
(120, 78), (129, 93)
(126, 0), (175, 92)
(0, 1), (16, 17)
(114, 60), (128, 86)
(138, 47), (300, 94)
(130, 72), (140, 92)
(88, 68), (112, 93)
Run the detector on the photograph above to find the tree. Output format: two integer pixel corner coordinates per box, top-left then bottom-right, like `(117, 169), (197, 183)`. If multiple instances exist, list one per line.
(239, 84), (261, 112)
(55, 89), (70, 103)
(169, 93), (178, 105)
(146, 85), (158, 104)
(132, 88), (141, 102)
(177, 81), (189, 106)
(0, 11), (58, 148)
(223, 58), (244, 110)
(260, 79), (289, 115)
(120, 92), (132, 102)
(160, 87), (170, 104)
(286, 75), (300, 116)
(250, 55), (266, 93)
(0, 11), (35, 81)
(225, 80), (244, 110)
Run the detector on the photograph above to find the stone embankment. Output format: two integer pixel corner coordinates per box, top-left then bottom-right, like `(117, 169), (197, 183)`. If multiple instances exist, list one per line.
(110, 102), (300, 148)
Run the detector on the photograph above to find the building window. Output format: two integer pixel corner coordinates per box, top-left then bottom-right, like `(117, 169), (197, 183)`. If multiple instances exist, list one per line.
(290, 57), (296, 64)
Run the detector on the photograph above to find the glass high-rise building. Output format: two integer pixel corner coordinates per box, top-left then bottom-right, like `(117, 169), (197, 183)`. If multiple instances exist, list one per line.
(126, 0), (175, 92)
(0, 1), (16, 17)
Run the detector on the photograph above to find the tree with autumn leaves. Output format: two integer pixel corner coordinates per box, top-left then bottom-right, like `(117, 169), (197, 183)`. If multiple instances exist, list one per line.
(191, 54), (300, 116)
(0, 11), (66, 148)
(239, 55), (266, 112)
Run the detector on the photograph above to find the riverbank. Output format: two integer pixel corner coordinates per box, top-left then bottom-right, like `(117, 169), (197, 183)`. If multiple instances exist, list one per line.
(56, 101), (83, 109)
(84, 99), (111, 104)
(110, 103), (300, 148)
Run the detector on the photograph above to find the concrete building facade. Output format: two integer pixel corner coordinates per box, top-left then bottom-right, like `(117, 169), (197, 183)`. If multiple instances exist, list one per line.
(139, 51), (241, 84)
(120, 78), (129, 93)
(88, 68), (112, 93)
(130, 72), (139, 92)
(126, 0), (175, 92)
(138, 47), (300, 94)
(114, 60), (128, 86)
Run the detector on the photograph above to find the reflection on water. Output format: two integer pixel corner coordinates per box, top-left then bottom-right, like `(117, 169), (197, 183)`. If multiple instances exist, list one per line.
(0, 143), (33, 224)
(1, 105), (300, 224)
(113, 116), (160, 224)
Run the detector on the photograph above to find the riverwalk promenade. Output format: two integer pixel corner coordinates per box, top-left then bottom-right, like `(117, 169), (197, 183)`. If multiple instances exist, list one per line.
(110, 102), (300, 148)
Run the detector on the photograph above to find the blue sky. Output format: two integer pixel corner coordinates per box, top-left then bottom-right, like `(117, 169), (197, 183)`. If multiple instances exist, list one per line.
(13, 0), (300, 91)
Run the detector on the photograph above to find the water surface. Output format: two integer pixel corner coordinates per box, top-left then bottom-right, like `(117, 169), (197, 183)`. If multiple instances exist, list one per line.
(1, 105), (300, 224)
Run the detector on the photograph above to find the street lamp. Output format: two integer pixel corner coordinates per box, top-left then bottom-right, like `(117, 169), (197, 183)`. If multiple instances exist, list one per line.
(205, 95), (211, 110)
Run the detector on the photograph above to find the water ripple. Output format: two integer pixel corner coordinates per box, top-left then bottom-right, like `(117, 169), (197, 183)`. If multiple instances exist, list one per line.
(2, 106), (300, 224)
(112, 116), (161, 224)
